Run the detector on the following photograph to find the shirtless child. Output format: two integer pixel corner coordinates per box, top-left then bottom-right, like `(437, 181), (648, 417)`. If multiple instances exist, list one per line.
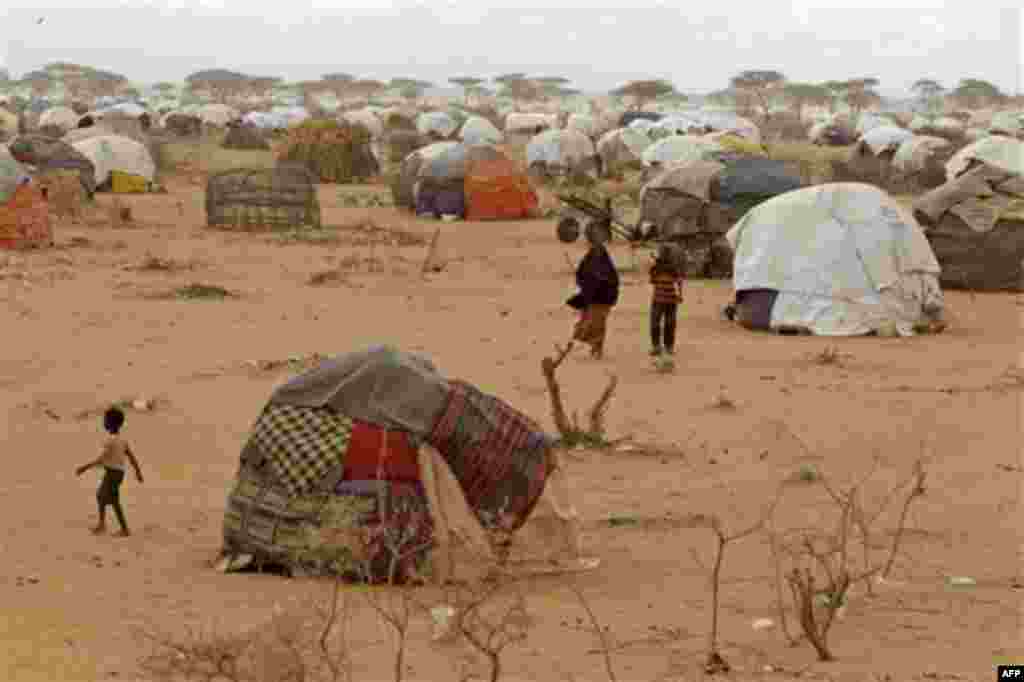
(76, 407), (144, 536)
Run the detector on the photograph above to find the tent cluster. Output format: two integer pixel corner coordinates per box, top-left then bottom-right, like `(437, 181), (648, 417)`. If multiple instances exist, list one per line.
(220, 345), (578, 583)
(393, 142), (538, 221)
(912, 136), (1024, 291)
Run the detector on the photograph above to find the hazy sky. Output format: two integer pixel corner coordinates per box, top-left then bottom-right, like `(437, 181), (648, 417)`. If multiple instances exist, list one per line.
(2, 1), (1022, 96)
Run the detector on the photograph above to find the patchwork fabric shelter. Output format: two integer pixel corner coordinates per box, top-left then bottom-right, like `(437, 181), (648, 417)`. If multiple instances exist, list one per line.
(416, 111), (458, 138)
(459, 116), (503, 146)
(38, 106), (79, 133)
(0, 149), (51, 249)
(596, 127), (651, 174)
(641, 135), (724, 168)
(913, 138), (1024, 291)
(8, 135), (98, 197)
(525, 128), (597, 174)
(221, 346), (572, 582)
(726, 183), (945, 336)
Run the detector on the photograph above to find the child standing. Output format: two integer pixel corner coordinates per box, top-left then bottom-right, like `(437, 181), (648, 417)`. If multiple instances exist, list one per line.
(76, 407), (143, 536)
(567, 224), (620, 360)
(649, 243), (684, 356)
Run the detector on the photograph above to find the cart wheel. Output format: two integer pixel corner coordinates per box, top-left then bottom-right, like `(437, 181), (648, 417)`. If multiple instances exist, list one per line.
(557, 216), (581, 243)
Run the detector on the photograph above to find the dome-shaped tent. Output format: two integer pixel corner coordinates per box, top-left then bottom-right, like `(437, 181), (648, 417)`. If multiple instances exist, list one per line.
(641, 135), (724, 168)
(458, 116), (503, 145)
(726, 183), (944, 336)
(219, 345), (571, 582)
(596, 127), (651, 174)
(38, 106), (79, 132)
(72, 135), (156, 189)
(416, 111), (458, 138)
(525, 128), (597, 175)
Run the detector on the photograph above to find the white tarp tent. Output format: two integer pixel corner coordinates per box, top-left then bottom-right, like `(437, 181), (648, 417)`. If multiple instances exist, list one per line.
(727, 183), (944, 336)
(196, 103), (238, 127)
(525, 128), (595, 168)
(72, 135), (156, 185)
(596, 127), (652, 167)
(641, 135), (723, 167)
(945, 136), (1024, 181)
(860, 125), (915, 155)
(989, 111), (1023, 136)
(458, 116), (503, 145)
(416, 111), (458, 138)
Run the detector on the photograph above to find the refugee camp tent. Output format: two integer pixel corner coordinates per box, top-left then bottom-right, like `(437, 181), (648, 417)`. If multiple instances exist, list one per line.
(0, 108), (18, 140)
(416, 111), (458, 139)
(567, 114), (602, 138)
(855, 112), (895, 135)
(641, 135), (724, 168)
(38, 106), (79, 133)
(619, 111), (663, 127)
(525, 128), (597, 175)
(945, 135), (1023, 181)
(809, 122), (856, 146)
(197, 103), (238, 127)
(415, 143), (504, 218)
(458, 116), (503, 145)
(8, 135), (97, 197)
(220, 345), (577, 582)
(505, 112), (557, 135)
(221, 124), (271, 151)
(726, 183), (945, 336)
(596, 127), (651, 174)
(162, 112), (203, 136)
(0, 147), (52, 249)
(72, 135), (156, 190)
(277, 120), (380, 184)
(206, 163), (321, 230)
(463, 158), (538, 221)
(891, 136), (953, 176)
(637, 159), (804, 277)
(341, 109), (384, 139)
(913, 137), (1024, 291)
(989, 111), (1023, 138)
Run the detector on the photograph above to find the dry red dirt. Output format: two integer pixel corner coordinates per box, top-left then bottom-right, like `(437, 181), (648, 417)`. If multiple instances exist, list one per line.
(1, 180), (1020, 681)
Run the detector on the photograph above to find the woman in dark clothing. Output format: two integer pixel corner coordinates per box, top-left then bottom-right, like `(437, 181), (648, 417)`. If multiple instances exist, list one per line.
(567, 223), (620, 359)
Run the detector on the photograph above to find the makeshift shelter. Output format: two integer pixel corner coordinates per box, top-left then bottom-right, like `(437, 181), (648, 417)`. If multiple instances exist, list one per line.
(596, 128), (651, 175)
(459, 116), (503, 146)
(341, 110), (384, 139)
(525, 128), (598, 176)
(38, 106), (79, 133)
(197, 103), (238, 127)
(276, 120), (380, 183)
(220, 345), (577, 582)
(619, 111), (663, 127)
(0, 108), (18, 140)
(222, 125), (271, 151)
(726, 183), (945, 336)
(162, 112), (202, 137)
(809, 122), (856, 146)
(913, 138), (1024, 291)
(639, 159), (803, 278)
(641, 135), (724, 169)
(72, 135), (156, 191)
(206, 163), (321, 230)
(416, 111), (458, 139)
(463, 158), (539, 221)
(505, 112), (557, 135)
(91, 112), (148, 141)
(7, 135), (97, 197)
(415, 143), (501, 218)
(989, 111), (1023, 138)
(890, 136), (954, 188)
(0, 147), (52, 249)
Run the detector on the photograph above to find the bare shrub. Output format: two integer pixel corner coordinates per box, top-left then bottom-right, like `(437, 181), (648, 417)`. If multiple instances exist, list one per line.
(541, 343), (620, 448)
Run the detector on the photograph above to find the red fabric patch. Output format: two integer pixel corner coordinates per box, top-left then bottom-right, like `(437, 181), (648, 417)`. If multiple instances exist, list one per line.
(341, 419), (420, 483)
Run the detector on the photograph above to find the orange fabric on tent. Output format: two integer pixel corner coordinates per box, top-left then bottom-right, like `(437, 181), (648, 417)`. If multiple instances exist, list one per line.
(0, 183), (53, 250)
(464, 159), (539, 221)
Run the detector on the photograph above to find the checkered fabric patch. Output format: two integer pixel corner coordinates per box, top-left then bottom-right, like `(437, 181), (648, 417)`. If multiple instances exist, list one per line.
(249, 404), (354, 498)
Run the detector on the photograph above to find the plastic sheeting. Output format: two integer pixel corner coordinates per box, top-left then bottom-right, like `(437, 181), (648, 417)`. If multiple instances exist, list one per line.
(72, 135), (156, 185)
(458, 116), (503, 145)
(641, 135), (723, 167)
(505, 112), (557, 133)
(341, 109), (384, 138)
(989, 111), (1023, 136)
(946, 136), (1024, 180)
(416, 111), (458, 137)
(269, 345), (452, 440)
(861, 126), (914, 156)
(726, 183), (944, 336)
(526, 128), (595, 168)
(596, 127), (651, 166)
(197, 103), (238, 127)
(892, 136), (951, 174)
(416, 142), (504, 180)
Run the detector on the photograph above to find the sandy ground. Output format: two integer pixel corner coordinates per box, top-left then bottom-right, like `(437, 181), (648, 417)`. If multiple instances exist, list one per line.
(1, 178), (1021, 682)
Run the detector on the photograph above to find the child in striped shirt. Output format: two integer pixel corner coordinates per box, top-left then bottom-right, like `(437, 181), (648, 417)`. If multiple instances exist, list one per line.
(649, 244), (684, 356)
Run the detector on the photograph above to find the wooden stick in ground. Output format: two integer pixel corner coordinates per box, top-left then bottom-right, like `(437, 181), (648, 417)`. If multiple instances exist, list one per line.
(421, 227), (441, 276)
(541, 343), (576, 438)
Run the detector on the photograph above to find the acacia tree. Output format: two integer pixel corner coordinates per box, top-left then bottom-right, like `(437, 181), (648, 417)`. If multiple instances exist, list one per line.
(390, 77), (433, 101)
(950, 78), (1006, 109)
(449, 76), (485, 104)
(911, 78), (945, 115)
(783, 82), (829, 119)
(610, 79), (677, 110)
(497, 76), (543, 105)
(730, 70), (786, 119)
